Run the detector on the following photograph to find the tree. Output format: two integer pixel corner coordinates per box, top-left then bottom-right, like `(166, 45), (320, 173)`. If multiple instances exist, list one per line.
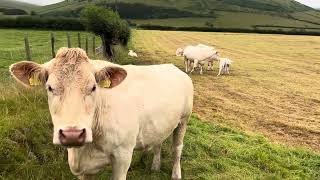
(30, 11), (37, 16)
(119, 20), (131, 45)
(81, 5), (130, 58)
(205, 21), (214, 28)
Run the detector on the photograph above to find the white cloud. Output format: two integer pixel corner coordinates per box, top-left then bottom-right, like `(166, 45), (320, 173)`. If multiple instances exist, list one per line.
(294, 0), (320, 8)
(16, 0), (320, 8)
(16, 0), (64, 6)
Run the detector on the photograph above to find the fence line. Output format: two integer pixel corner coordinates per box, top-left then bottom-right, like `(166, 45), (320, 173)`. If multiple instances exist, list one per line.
(67, 33), (71, 48)
(51, 32), (55, 58)
(24, 34), (32, 61)
(7, 32), (101, 62)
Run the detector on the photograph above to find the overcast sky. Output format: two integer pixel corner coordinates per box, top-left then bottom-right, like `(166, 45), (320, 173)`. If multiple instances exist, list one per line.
(295, 0), (320, 8)
(16, 0), (320, 8)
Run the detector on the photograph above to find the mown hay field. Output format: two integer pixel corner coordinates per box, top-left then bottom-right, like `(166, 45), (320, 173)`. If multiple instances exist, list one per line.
(131, 30), (320, 150)
(0, 29), (319, 179)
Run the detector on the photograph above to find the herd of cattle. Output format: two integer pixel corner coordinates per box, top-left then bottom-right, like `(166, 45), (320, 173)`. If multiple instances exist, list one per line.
(98, 43), (233, 77)
(176, 44), (233, 76)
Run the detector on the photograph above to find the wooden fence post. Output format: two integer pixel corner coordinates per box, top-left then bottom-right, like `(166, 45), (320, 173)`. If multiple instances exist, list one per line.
(92, 35), (96, 58)
(51, 32), (55, 58)
(24, 34), (32, 61)
(78, 32), (81, 48)
(67, 33), (71, 48)
(85, 36), (88, 54)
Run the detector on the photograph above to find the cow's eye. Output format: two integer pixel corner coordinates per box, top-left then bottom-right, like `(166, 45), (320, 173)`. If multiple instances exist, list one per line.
(91, 85), (96, 92)
(48, 86), (53, 92)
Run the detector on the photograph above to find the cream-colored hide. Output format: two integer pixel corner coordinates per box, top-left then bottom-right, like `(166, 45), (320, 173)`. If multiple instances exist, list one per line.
(9, 48), (194, 180)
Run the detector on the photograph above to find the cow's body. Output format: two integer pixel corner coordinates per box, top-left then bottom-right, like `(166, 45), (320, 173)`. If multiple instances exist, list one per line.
(69, 61), (193, 176)
(183, 45), (218, 74)
(9, 48), (193, 180)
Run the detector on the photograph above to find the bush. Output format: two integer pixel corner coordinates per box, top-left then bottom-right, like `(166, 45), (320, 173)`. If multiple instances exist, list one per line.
(119, 20), (131, 45)
(30, 11), (37, 16)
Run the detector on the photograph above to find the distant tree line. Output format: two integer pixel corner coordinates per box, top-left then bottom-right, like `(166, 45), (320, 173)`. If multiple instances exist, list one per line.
(0, 16), (85, 30)
(137, 24), (320, 36)
(0, 8), (28, 15)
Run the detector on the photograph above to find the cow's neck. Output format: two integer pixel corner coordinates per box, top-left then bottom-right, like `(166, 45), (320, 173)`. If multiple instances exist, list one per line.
(92, 95), (108, 143)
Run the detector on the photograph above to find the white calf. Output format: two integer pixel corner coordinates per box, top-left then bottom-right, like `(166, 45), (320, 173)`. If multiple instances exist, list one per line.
(217, 58), (233, 76)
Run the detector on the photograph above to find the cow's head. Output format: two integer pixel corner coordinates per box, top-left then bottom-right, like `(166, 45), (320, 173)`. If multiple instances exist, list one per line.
(9, 48), (127, 147)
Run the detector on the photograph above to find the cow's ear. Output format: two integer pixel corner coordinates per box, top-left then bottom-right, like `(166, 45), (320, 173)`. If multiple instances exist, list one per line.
(9, 61), (48, 88)
(95, 66), (127, 88)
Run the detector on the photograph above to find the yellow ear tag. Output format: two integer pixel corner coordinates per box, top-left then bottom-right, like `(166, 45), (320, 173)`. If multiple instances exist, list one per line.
(29, 73), (41, 86)
(98, 79), (111, 88)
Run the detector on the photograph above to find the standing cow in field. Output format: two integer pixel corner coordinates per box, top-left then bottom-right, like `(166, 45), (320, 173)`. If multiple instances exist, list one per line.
(9, 48), (194, 180)
(183, 45), (219, 74)
(176, 44), (218, 74)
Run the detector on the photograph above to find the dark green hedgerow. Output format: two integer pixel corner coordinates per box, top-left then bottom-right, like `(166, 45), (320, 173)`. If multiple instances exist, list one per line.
(137, 24), (320, 36)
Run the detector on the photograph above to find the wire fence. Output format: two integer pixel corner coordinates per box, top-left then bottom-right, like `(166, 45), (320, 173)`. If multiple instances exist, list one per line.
(0, 32), (101, 68)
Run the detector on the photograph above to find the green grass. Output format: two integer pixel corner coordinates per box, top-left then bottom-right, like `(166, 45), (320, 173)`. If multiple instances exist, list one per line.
(0, 29), (320, 179)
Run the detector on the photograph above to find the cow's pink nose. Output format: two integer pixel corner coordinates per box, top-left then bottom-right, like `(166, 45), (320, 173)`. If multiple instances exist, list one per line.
(59, 128), (86, 147)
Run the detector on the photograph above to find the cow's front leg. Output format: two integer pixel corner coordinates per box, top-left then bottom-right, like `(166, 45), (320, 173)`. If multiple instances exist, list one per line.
(184, 58), (189, 73)
(217, 67), (222, 76)
(151, 144), (162, 171)
(111, 148), (133, 180)
(78, 174), (95, 180)
(190, 60), (198, 74)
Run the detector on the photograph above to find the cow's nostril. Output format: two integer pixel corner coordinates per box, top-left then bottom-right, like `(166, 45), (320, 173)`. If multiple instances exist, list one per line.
(59, 129), (65, 137)
(79, 129), (86, 138)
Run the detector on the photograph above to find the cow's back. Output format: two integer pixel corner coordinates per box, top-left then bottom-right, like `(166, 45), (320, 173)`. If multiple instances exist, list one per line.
(99, 63), (193, 150)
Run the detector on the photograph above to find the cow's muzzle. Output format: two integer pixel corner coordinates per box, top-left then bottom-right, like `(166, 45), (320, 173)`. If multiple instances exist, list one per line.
(59, 128), (86, 147)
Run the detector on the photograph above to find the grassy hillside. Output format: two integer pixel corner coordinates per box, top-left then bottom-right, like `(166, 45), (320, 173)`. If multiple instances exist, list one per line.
(132, 11), (320, 29)
(0, 0), (38, 12)
(0, 29), (320, 179)
(33, 0), (320, 31)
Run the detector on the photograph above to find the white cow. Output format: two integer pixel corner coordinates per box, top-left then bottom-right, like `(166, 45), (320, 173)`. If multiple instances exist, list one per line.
(128, 50), (138, 57)
(176, 44), (215, 57)
(183, 45), (219, 74)
(9, 48), (194, 180)
(197, 44), (215, 50)
(217, 58), (233, 76)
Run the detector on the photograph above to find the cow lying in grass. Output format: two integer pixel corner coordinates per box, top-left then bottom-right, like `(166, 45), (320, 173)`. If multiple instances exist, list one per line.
(9, 48), (194, 180)
(128, 50), (138, 57)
